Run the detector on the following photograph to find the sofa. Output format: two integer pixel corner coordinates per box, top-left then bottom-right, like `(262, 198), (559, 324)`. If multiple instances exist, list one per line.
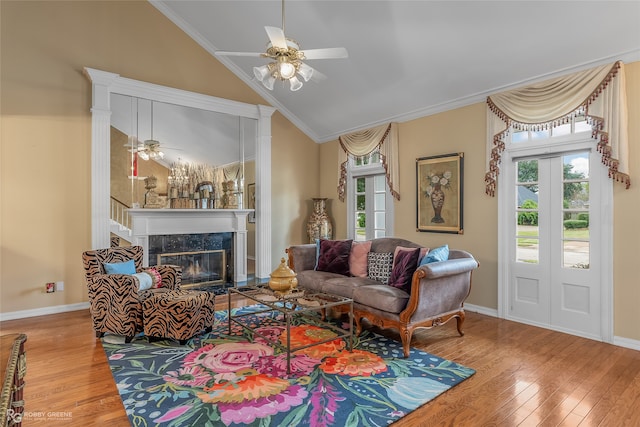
(287, 237), (479, 357)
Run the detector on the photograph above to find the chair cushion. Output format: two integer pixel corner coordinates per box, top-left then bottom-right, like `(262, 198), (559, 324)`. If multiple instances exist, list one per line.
(297, 270), (346, 293)
(367, 252), (393, 285)
(104, 259), (136, 275)
(323, 276), (381, 299)
(316, 239), (353, 276)
(353, 284), (410, 314)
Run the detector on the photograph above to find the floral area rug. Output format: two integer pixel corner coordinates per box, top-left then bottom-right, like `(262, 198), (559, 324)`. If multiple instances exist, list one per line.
(102, 305), (475, 426)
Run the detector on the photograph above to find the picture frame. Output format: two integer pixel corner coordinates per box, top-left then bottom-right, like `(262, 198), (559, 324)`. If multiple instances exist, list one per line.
(416, 152), (463, 234)
(247, 183), (256, 209)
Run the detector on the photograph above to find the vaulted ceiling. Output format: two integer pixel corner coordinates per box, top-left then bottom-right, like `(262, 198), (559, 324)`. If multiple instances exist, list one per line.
(152, 1), (640, 143)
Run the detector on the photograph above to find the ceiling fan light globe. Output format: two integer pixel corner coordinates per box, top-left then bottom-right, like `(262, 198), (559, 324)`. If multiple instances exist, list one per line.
(139, 151), (150, 161)
(263, 75), (276, 90)
(289, 76), (303, 91)
(253, 65), (270, 82)
(278, 61), (296, 80)
(297, 63), (314, 82)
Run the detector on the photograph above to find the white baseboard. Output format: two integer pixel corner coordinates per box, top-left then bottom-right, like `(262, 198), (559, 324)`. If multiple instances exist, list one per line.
(465, 303), (640, 352)
(464, 303), (498, 318)
(0, 302), (90, 322)
(613, 336), (640, 351)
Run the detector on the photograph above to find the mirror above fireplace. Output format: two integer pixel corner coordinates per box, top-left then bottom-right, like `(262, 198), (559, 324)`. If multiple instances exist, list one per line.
(84, 67), (276, 280)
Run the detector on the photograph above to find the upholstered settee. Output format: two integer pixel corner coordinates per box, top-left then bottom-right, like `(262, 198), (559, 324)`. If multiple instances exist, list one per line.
(287, 237), (479, 357)
(82, 246), (182, 343)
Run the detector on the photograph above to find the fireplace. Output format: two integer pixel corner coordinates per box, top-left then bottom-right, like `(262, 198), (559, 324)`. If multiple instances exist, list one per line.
(158, 250), (226, 288)
(127, 209), (251, 283)
(148, 232), (233, 287)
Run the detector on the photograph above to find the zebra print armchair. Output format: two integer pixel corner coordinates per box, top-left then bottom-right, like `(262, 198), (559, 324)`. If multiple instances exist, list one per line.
(82, 246), (182, 342)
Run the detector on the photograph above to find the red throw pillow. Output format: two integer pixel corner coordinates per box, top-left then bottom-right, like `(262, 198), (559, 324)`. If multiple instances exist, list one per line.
(388, 247), (420, 292)
(316, 239), (353, 276)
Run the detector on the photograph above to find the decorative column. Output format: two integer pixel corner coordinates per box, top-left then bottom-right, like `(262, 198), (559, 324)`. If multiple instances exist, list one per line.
(84, 67), (119, 250)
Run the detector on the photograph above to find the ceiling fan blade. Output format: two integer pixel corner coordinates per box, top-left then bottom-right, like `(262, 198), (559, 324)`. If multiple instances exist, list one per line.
(264, 26), (288, 50)
(300, 47), (349, 60)
(214, 51), (263, 57)
(310, 68), (327, 82)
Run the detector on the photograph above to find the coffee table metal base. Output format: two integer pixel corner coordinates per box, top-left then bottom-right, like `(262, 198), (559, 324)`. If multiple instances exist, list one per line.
(227, 285), (353, 374)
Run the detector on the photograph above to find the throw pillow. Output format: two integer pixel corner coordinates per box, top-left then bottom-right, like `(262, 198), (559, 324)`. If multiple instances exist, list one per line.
(349, 241), (372, 277)
(417, 247), (430, 265)
(388, 247), (420, 291)
(367, 252), (394, 285)
(132, 272), (153, 291)
(316, 239), (353, 276)
(144, 268), (163, 288)
(103, 259), (136, 275)
(393, 246), (428, 268)
(419, 244), (449, 265)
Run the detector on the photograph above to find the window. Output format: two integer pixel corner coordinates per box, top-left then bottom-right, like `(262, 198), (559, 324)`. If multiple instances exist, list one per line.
(510, 114), (591, 144)
(347, 150), (393, 241)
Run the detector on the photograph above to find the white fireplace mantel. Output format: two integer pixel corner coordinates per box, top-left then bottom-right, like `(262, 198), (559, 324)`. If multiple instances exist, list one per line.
(128, 208), (252, 282)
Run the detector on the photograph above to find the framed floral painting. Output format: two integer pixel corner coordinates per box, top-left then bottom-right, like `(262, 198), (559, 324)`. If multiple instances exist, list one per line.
(416, 152), (463, 234)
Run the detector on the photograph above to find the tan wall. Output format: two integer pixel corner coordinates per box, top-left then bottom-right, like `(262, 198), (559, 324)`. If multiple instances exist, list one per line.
(1, 1), (637, 343)
(270, 113), (320, 256)
(320, 62), (640, 341)
(613, 61), (640, 341)
(0, 1), (317, 313)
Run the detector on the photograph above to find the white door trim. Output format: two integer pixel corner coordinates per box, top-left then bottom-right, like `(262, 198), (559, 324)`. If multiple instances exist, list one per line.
(497, 139), (613, 343)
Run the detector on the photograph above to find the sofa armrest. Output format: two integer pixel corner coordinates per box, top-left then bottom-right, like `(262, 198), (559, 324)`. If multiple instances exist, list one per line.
(416, 257), (479, 280)
(286, 244), (317, 272)
(401, 255), (478, 322)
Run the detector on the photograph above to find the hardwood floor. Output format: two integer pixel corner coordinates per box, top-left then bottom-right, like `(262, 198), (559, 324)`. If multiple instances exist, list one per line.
(1, 301), (639, 426)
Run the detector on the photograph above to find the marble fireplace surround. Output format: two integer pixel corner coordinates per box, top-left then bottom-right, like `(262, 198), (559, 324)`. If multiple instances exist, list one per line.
(128, 209), (251, 283)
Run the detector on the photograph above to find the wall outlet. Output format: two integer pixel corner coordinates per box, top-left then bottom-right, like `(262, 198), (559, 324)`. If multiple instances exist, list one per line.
(55, 281), (64, 292)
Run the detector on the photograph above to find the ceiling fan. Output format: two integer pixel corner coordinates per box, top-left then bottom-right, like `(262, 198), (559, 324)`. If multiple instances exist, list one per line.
(126, 100), (181, 161)
(214, 0), (348, 91)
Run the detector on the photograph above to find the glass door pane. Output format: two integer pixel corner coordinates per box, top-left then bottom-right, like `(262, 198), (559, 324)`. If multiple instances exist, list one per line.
(562, 152), (590, 269)
(516, 160), (539, 264)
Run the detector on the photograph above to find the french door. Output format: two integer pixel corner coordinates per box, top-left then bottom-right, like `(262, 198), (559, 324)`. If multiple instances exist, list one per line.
(500, 140), (612, 341)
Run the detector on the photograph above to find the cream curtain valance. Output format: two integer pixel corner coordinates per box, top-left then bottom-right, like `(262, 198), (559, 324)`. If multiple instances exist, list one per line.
(337, 123), (400, 201)
(485, 61), (630, 196)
